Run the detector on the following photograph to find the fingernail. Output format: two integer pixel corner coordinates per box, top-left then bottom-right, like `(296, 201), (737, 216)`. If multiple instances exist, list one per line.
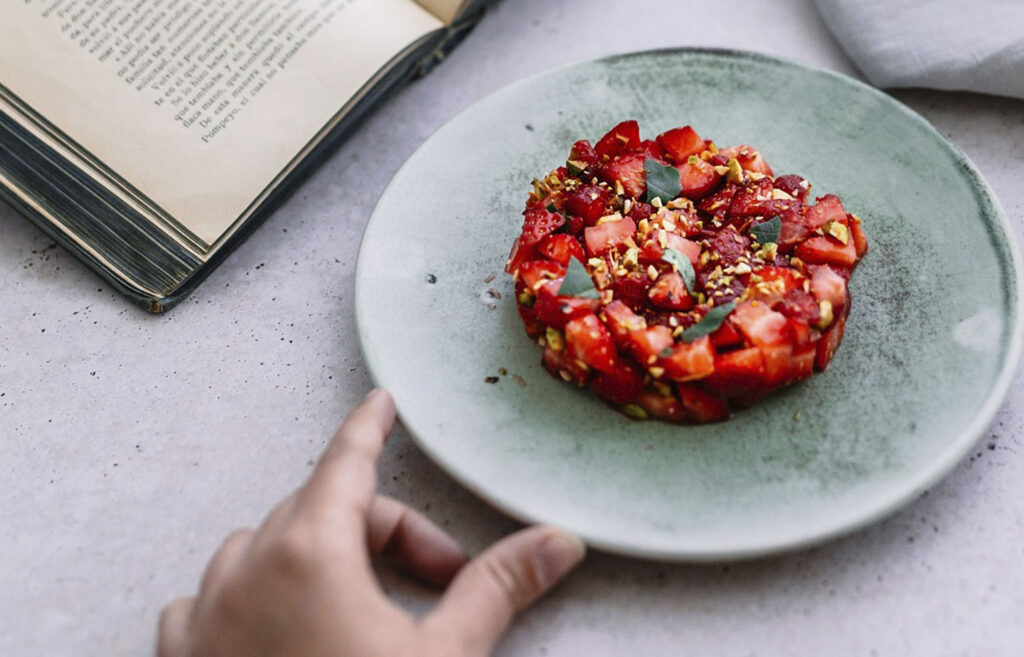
(534, 530), (586, 586)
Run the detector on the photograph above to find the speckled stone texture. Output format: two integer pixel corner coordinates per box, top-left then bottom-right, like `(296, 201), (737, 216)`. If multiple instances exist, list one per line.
(1, 1), (1022, 655)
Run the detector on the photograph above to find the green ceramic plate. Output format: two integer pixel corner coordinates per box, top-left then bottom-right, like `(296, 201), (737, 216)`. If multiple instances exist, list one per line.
(355, 49), (1022, 561)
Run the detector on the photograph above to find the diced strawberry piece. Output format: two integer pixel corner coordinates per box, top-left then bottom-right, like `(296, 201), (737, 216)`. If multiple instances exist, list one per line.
(636, 391), (689, 423)
(849, 216), (869, 260)
(791, 344), (816, 381)
(533, 293), (600, 330)
(773, 288), (820, 324)
(565, 313), (618, 374)
(656, 126), (707, 164)
(537, 233), (585, 266)
(601, 300), (648, 344)
(676, 384), (730, 422)
(710, 319), (744, 349)
(599, 153), (647, 198)
(796, 235), (858, 268)
(661, 336), (715, 381)
(808, 265), (849, 315)
(802, 195), (847, 229)
(730, 301), (790, 347)
(759, 342), (794, 386)
(787, 317), (815, 347)
(520, 206), (565, 249)
(709, 225), (750, 265)
(568, 139), (598, 169)
(703, 346), (766, 398)
(591, 360), (646, 405)
(517, 259), (566, 293)
(638, 139), (665, 161)
(678, 156), (722, 198)
(584, 217), (636, 256)
(698, 183), (739, 218)
(611, 272), (650, 312)
(564, 184), (612, 227)
(541, 345), (589, 386)
(627, 200), (653, 222)
(718, 145), (774, 177)
(506, 236), (534, 274)
(664, 233), (701, 266)
(594, 120), (640, 158)
(776, 206), (809, 253)
(517, 300), (543, 338)
(773, 174), (810, 202)
(815, 315), (846, 371)
(727, 178), (774, 217)
(626, 325), (675, 366)
(648, 271), (694, 311)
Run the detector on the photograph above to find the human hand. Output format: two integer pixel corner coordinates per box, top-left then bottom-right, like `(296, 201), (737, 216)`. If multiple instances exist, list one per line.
(157, 389), (585, 657)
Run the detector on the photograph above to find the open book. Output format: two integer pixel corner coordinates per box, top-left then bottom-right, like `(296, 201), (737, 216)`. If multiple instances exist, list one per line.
(0, 0), (489, 311)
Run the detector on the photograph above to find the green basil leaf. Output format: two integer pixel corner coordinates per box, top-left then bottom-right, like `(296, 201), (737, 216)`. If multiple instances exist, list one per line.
(681, 302), (736, 343)
(662, 247), (696, 294)
(644, 158), (682, 203)
(557, 257), (600, 299)
(750, 215), (782, 245)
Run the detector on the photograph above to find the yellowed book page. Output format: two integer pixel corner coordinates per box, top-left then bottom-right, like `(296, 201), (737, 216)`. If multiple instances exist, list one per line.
(0, 0), (442, 246)
(415, 0), (467, 24)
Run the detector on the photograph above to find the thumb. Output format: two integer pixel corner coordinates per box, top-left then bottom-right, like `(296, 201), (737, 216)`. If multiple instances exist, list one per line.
(423, 526), (585, 656)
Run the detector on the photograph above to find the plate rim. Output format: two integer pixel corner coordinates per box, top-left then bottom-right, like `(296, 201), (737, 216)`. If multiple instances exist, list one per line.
(355, 47), (1024, 561)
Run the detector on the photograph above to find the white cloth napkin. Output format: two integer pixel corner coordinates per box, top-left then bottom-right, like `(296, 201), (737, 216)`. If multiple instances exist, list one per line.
(814, 0), (1024, 99)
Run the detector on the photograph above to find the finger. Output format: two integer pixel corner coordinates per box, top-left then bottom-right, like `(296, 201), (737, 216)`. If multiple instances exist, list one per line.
(424, 526), (584, 656)
(368, 495), (467, 586)
(302, 389), (396, 515)
(198, 528), (254, 595)
(156, 597), (194, 657)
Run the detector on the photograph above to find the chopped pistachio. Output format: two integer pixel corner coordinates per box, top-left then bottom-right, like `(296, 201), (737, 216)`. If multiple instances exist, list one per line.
(726, 158), (744, 184)
(647, 264), (659, 281)
(621, 404), (648, 420)
(826, 220), (850, 245)
(771, 188), (794, 200)
(648, 366), (665, 379)
(545, 327), (564, 351)
(597, 212), (624, 225)
(817, 300), (834, 328)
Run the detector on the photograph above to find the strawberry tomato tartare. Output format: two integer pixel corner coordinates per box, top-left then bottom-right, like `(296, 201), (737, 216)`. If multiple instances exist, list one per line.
(506, 121), (868, 423)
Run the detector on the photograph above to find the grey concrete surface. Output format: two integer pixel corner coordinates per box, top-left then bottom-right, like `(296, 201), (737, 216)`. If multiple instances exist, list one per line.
(1, 1), (1022, 655)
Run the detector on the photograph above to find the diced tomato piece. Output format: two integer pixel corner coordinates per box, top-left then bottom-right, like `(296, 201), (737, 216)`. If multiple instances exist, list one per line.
(676, 384), (730, 423)
(599, 153), (646, 198)
(594, 120), (641, 158)
(648, 271), (694, 311)
(541, 345), (588, 386)
(626, 325), (674, 366)
(703, 347), (766, 398)
(678, 156), (722, 198)
(564, 184), (612, 227)
(849, 216), (869, 259)
(796, 235), (858, 268)
(730, 301), (790, 347)
(773, 174), (810, 202)
(718, 145), (773, 177)
(802, 195), (847, 229)
(710, 319), (744, 349)
(815, 315), (846, 371)
(636, 391), (689, 423)
(568, 139), (598, 169)
(584, 217), (637, 256)
(591, 360), (646, 405)
(517, 259), (566, 294)
(661, 336), (715, 382)
(537, 233), (585, 266)
(656, 126), (707, 164)
(520, 206), (565, 249)
(565, 313), (618, 374)
(533, 293), (600, 329)
(601, 300), (648, 344)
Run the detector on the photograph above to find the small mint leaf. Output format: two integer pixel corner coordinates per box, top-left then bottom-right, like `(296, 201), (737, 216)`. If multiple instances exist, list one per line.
(662, 248), (696, 294)
(750, 215), (782, 245)
(681, 302), (736, 343)
(557, 257), (600, 299)
(644, 158), (682, 203)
